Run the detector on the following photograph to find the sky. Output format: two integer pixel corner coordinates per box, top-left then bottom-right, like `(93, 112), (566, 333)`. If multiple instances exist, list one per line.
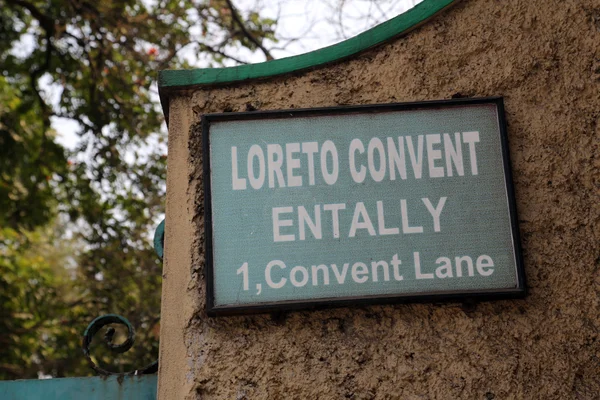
(242, 0), (421, 59)
(51, 0), (422, 151)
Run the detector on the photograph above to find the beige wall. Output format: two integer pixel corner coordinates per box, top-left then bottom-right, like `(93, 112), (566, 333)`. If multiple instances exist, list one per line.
(158, 0), (600, 398)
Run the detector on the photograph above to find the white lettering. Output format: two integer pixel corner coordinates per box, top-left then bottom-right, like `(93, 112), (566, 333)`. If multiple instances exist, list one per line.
(387, 136), (407, 180)
(301, 142), (319, 185)
(349, 202), (376, 237)
(272, 207), (295, 242)
(349, 138), (366, 183)
(351, 262), (369, 283)
(320, 140), (339, 185)
(247, 144), (265, 189)
(422, 197), (447, 232)
(368, 137), (386, 182)
(426, 134), (444, 178)
(311, 264), (330, 285)
(435, 257), (453, 278)
(265, 260), (287, 288)
(290, 265), (309, 287)
(371, 260), (390, 282)
(231, 146), (247, 190)
(331, 263), (350, 284)
(444, 133), (464, 176)
(267, 144), (286, 188)
(414, 252), (433, 279)
(390, 254), (403, 281)
(405, 135), (424, 179)
(377, 201), (399, 235)
(400, 199), (423, 234)
(462, 131), (480, 175)
(455, 255), (475, 277)
(476, 255), (495, 276)
(323, 203), (346, 239)
(298, 205), (322, 240)
(285, 143), (302, 187)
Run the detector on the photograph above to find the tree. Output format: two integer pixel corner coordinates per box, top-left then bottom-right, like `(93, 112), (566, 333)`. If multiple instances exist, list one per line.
(0, 0), (413, 378)
(0, 0), (277, 378)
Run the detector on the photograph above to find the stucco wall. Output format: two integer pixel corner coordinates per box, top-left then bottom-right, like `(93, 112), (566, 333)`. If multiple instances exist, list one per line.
(159, 0), (600, 398)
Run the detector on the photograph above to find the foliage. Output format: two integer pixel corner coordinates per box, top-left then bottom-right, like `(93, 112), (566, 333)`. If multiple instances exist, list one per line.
(0, 0), (277, 379)
(0, 225), (82, 378)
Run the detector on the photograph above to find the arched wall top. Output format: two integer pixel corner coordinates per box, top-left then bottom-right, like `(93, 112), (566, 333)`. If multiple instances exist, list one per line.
(158, 0), (457, 94)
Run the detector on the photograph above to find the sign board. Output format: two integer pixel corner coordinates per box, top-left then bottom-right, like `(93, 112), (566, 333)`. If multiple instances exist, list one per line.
(202, 97), (525, 316)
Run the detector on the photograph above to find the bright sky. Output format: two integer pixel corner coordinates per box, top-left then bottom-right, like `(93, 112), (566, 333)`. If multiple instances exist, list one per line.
(239, 0), (421, 59)
(52, 0), (422, 151)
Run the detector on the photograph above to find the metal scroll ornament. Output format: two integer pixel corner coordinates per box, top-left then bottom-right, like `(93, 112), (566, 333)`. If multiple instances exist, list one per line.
(81, 219), (165, 376)
(81, 314), (158, 376)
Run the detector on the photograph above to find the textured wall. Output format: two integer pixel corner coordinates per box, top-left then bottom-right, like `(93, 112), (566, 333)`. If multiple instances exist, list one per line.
(159, 0), (600, 398)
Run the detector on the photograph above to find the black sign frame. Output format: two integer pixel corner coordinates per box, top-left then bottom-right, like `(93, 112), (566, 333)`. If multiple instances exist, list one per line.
(201, 96), (526, 317)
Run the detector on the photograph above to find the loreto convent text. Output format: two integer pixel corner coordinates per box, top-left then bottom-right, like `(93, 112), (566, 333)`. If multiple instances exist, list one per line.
(230, 132), (480, 243)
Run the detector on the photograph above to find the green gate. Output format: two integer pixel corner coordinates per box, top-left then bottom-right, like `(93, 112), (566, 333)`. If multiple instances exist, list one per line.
(0, 375), (157, 400)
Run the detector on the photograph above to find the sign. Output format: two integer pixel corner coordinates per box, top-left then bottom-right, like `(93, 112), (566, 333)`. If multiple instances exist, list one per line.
(202, 97), (525, 316)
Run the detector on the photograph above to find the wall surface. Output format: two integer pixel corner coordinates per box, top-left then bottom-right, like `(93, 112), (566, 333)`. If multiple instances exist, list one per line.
(159, 0), (600, 398)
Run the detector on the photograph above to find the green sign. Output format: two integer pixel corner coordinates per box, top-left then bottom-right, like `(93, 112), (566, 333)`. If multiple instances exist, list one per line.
(203, 98), (525, 315)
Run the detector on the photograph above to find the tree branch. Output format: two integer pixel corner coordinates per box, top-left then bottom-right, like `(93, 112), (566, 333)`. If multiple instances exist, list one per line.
(197, 42), (250, 65)
(6, 0), (55, 34)
(224, 0), (274, 61)
(29, 28), (53, 132)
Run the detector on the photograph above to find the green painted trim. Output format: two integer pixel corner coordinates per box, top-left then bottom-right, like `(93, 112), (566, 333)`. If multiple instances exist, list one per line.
(0, 375), (157, 400)
(154, 219), (164, 259)
(158, 0), (457, 89)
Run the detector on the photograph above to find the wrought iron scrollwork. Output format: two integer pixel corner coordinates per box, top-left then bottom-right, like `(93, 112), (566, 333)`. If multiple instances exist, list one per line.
(82, 314), (158, 376)
(81, 219), (164, 376)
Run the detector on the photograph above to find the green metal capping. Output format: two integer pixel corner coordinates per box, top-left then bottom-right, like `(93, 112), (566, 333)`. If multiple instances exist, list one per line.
(154, 219), (164, 259)
(0, 375), (157, 400)
(158, 0), (457, 90)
